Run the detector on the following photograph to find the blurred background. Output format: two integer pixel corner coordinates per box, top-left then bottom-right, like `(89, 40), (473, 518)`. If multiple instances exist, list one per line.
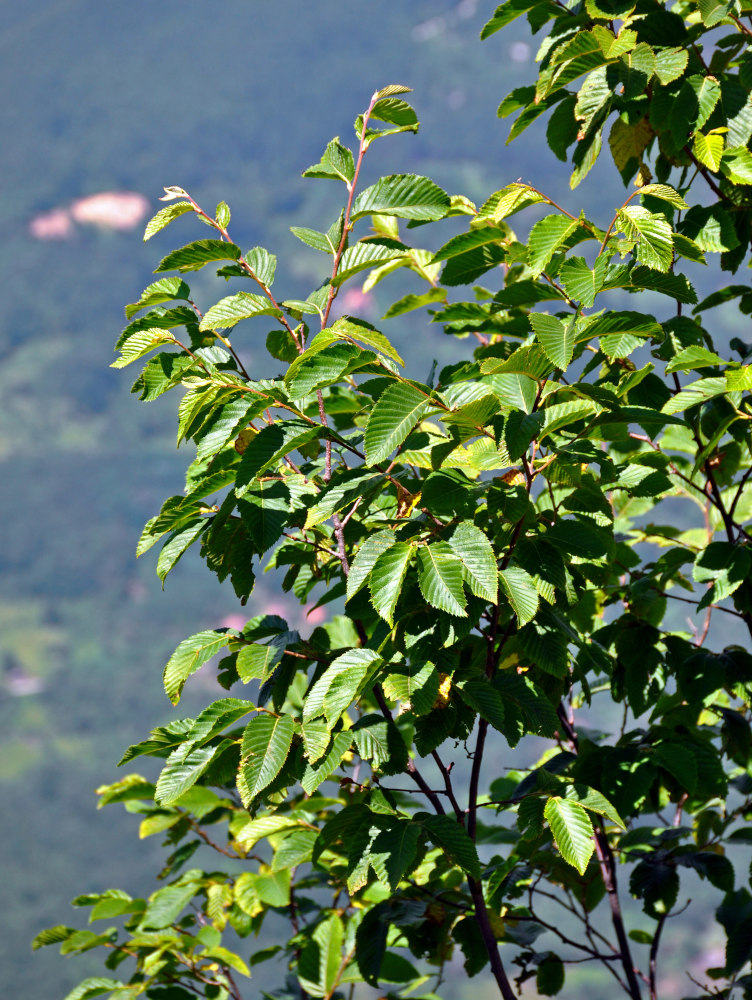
(0, 2), (742, 997)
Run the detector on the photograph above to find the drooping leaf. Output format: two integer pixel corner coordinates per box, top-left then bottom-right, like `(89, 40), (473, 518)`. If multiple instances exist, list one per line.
(163, 630), (233, 705)
(239, 713), (295, 804)
(544, 797), (595, 875)
(369, 542), (414, 625)
(449, 521), (498, 603)
(417, 542), (468, 617)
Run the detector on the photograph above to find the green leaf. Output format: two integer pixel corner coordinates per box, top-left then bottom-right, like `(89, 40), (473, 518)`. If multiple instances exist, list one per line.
(163, 630), (232, 705)
(431, 226), (510, 263)
(537, 954), (566, 996)
(693, 542), (751, 610)
(155, 743), (225, 805)
(303, 649), (382, 726)
(530, 313), (575, 370)
(302, 730), (353, 794)
(639, 184), (688, 210)
(544, 797), (595, 874)
(144, 202), (194, 241)
(653, 46), (688, 85)
(155, 239), (241, 273)
(421, 814), (481, 879)
(369, 542), (414, 625)
(303, 138), (355, 183)
(382, 662), (439, 715)
(125, 276), (192, 319)
(62, 979), (125, 1000)
(449, 521), (498, 603)
(417, 542), (468, 617)
(332, 242), (404, 285)
(200, 291), (281, 330)
(299, 913), (344, 997)
(355, 903), (390, 985)
(459, 678), (506, 733)
(383, 287), (447, 318)
(329, 316), (405, 365)
(352, 714), (408, 775)
(721, 146), (752, 185)
(239, 713), (295, 804)
(499, 566), (539, 625)
(291, 226), (337, 253)
(693, 130), (725, 172)
(347, 530), (397, 601)
(142, 878), (200, 929)
(564, 784), (625, 828)
(369, 820), (421, 892)
(527, 214), (579, 278)
(246, 246), (276, 286)
(617, 206), (673, 271)
(661, 376), (728, 414)
(665, 346), (725, 373)
(364, 382), (433, 465)
(371, 97), (418, 128)
(352, 174), (450, 221)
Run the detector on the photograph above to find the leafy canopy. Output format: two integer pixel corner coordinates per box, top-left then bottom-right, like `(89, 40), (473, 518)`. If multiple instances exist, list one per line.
(39, 7), (752, 1000)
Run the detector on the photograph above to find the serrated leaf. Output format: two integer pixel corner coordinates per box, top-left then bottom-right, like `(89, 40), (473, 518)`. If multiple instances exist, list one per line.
(353, 714), (408, 775)
(291, 226), (337, 253)
(693, 130), (725, 172)
(421, 814), (481, 879)
(155, 743), (224, 805)
(200, 291), (281, 330)
(352, 174), (450, 222)
(155, 239), (241, 273)
(417, 542), (467, 617)
(382, 662), (439, 715)
(347, 530), (397, 601)
(665, 346), (725, 373)
(608, 116), (653, 182)
(499, 566), (539, 625)
(661, 376), (727, 414)
(449, 521), (498, 603)
(332, 242), (404, 285)
(239, 714), (294, 803)
(303, 649), (381, 726)
(431, 226), (510, 263)
(460, 678), (506, 732)
(144, 202), (194, 241)
(303, 138), (355, 183)
(163, 630), (232, 705)
(639, 184), (688, 210)
(721, 146), (752, 185)
(329, 316), (405, 365)
(527, 214), (579, 278)
(62, 978), (125, 1000)
(364, 382), (433, 465)
(374, 84), (413, 99)
(563, 784), (625, 828)
(371, 98), (418, 128)
(369, 542), (414, 625)
(617, 206), (673, 271)
(653, 46), (688, 85)
(302, 730), (353, 794)
(544, 797), (595, 874)
(530, 313), (575, 370)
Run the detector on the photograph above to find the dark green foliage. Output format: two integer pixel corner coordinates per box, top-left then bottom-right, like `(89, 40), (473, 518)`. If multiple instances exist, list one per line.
(39, 4), (752, 999)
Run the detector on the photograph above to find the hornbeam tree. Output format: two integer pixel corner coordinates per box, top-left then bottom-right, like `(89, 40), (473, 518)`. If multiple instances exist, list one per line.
(37, 2), (752, 998)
